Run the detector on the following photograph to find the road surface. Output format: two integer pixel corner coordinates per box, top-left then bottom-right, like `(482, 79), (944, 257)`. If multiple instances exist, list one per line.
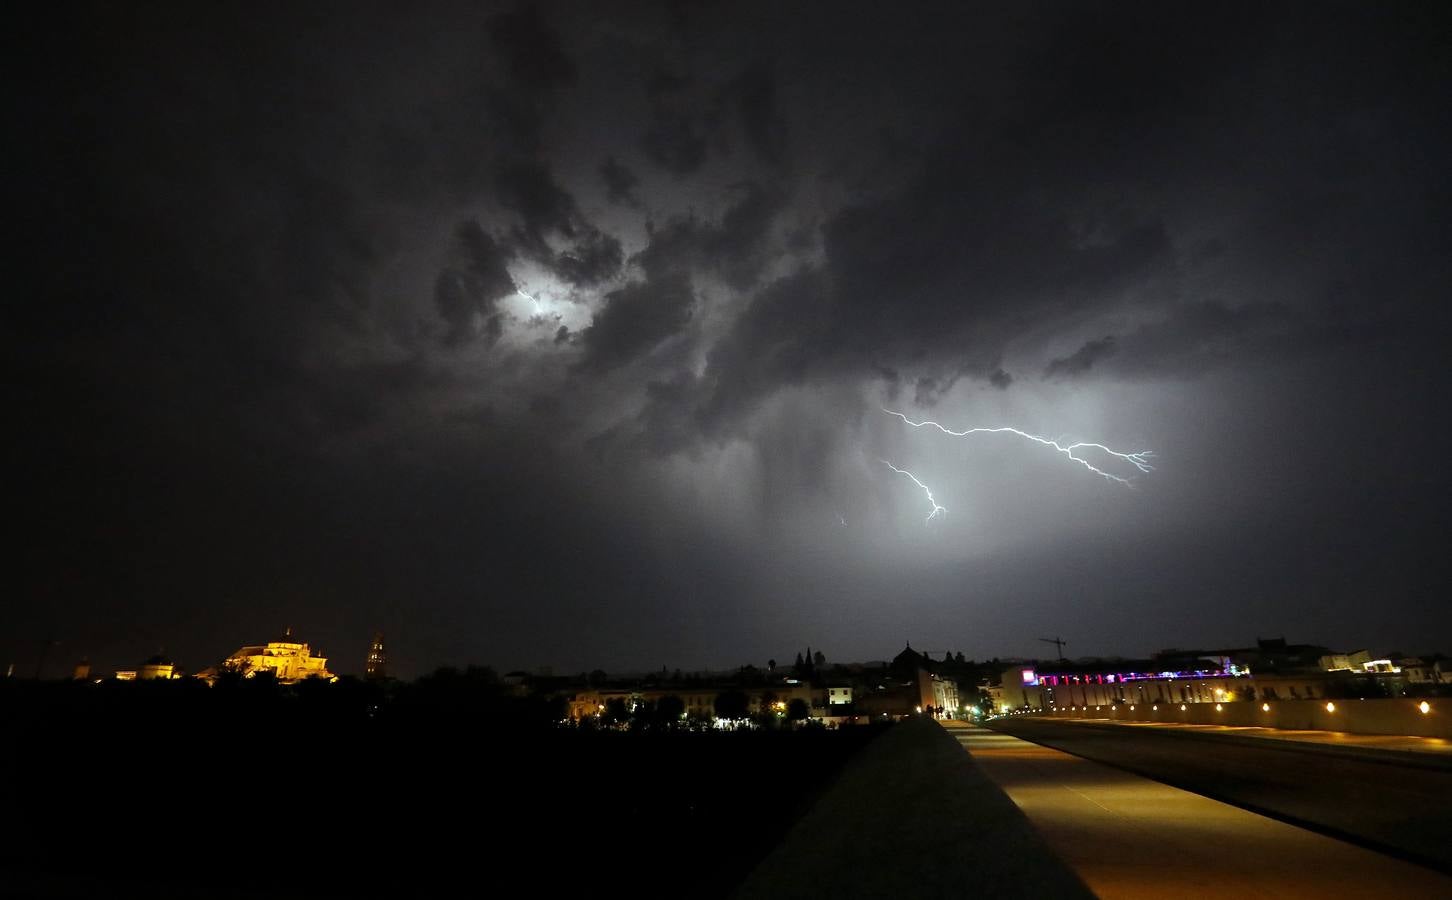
(983, 716), (1452, 873)
(949, 722), (1452, 899)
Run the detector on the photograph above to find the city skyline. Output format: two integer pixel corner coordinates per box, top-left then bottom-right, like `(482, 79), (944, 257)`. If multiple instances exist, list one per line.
(11, 3), (1450, 678)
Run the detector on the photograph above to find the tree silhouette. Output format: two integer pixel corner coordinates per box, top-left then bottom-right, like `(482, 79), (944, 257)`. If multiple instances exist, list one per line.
(714, 690), (750, 720)
(656, 694), (685, 723)
(787, 698), (810, 721)
(603, 697), (630, 726)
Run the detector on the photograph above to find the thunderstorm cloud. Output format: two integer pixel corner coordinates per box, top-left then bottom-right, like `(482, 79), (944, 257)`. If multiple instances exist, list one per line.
(10, 1), (1451, 676)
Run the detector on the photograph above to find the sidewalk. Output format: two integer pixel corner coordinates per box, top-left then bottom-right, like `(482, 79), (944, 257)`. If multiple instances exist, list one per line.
(736, 718), (1092, 899)
(946, 721), (1452, 899)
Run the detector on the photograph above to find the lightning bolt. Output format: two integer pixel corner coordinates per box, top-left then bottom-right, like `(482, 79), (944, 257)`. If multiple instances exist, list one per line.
(881, 460), (947, 523)
(517, 288), (542, 310)
(883, 408), (1154, 485)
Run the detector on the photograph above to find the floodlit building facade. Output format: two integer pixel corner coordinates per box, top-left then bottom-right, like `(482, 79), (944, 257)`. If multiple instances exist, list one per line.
(114, 654), (180, 681)
(223, 630), (335, 683)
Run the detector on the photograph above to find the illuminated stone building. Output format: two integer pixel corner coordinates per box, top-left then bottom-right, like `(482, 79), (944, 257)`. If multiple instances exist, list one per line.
(223, 629), (335, 683)
(365, 631), (387, 680)
(113, 652), (180, 681)
(139, 654), (178, 680)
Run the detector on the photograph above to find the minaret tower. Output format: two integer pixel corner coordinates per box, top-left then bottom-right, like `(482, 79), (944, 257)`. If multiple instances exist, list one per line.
(365, 631), (387, 680)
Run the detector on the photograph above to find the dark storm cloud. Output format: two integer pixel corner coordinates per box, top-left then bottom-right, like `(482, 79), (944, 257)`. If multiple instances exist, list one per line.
(553, 229), (625, 287)
(433, 221), (516, 346)
(486, 4), (578, 92)
(1045, 336), (1117, 380)
(1046, 302), (1309, 382)
(635, 153), (1174, 441)
(486, 158), (623, 289)
(638, 60), (788, 175)
(642, 69), (713, 175)
(574, 272), (695, 374)
(727, 63), (787, 165)
(599, 156), (643, 208)
(636, 182), (785, 290)
(12, 2), (1452, 678)
(495, 161), (580, 255)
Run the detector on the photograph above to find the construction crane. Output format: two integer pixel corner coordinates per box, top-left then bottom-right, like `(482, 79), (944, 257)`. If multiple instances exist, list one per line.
(1038, 636), (1068, 660)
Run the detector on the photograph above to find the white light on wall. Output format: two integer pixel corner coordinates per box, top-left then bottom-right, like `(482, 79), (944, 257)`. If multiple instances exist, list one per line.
(1419, 701), (1431, 714)
(1325, 702), (1336, 712)
(1262, 703), (1270, 712)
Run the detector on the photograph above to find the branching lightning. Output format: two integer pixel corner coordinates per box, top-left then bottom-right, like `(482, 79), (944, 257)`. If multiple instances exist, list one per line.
(881, 460), (947, 523)
(883, 409), (1154, 485)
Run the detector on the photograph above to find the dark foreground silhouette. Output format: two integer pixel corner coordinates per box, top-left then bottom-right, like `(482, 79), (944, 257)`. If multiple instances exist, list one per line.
(0, 675), (887, 898)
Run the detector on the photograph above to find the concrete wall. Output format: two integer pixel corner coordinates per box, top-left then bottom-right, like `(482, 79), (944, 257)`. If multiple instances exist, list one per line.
(1035, 697), (1450, 738)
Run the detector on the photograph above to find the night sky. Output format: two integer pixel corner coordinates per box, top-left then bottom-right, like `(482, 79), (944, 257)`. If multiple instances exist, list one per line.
(11, 2), (1451, 678)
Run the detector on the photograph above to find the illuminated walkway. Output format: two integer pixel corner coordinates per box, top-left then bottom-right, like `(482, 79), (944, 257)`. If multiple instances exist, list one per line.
(1045, 716), (1452, 756)
(946, 722), (1452, 899)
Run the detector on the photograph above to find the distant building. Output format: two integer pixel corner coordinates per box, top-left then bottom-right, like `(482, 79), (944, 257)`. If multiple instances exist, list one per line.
(138, 653), (178, 680)
(72, 659), (90, 681)
(990, 643), (1341, 714)
(566, 680), (854, 723)
(1399, 656), (1452, 685)
(223, 629), (335, 683)
(365, 631), (387, 680)
(112, 652), (180, 681)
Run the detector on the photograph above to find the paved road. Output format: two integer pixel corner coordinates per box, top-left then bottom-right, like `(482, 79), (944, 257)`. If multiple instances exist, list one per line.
(1033, 714), (1452, 756)
(985, 716), (1452, 873)
(949, 722), (1452, 899)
